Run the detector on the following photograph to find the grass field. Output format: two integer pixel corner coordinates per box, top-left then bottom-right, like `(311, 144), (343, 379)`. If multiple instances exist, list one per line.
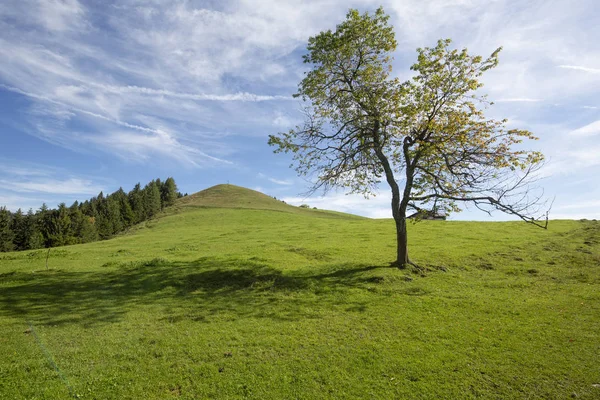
(1, 185), (599, 399)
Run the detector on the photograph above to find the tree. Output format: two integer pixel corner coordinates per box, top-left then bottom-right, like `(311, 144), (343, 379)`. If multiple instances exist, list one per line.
(0, 207), (14, 252)
(10, 209), (27, 250)
(25, 209), (44, 250)
(268, 8), (548, 268)
(37, 203), (52, 248)
(143, 180), (161, 218)
(69, 204), (98, 243)
(160, 177), (178, 208)
(94, 194), (122, 240)
(112, 188), (135, 228)
(46, 203), (73, 247)
(128, 183), (145, 224)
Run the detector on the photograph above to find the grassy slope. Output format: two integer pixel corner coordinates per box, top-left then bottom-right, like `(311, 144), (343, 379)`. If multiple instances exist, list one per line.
(173, 184), (364, 219)
(0, 185), (599, 399)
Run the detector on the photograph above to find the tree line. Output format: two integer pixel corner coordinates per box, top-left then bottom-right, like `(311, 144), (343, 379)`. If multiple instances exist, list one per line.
(0, 177), (183, 252)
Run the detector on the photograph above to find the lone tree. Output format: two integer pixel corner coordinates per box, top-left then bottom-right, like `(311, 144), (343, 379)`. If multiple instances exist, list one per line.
(269, 8), (548, 268)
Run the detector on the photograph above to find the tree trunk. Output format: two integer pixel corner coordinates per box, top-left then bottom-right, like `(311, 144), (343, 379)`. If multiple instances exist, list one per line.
(372, 124), (412, 268)
(395, 214), (409, 268)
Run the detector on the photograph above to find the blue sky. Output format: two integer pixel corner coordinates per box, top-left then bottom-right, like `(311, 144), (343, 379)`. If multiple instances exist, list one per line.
(0, 0), (599, 219)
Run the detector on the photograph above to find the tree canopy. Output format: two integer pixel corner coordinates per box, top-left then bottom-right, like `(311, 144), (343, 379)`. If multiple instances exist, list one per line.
(269, 8), (548, 267)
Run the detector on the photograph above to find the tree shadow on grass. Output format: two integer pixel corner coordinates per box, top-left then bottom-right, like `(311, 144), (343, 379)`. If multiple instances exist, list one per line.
(0, 257), (385, 328)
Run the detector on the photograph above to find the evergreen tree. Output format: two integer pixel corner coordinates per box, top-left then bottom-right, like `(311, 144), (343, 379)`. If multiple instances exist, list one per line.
(128, 183), (145, 224)
(0, 207), (14, 252)
(105, 196), (123, 234)
(143, 180), (161, 218)
(70, 205), (98, 243)
(28, 231), (45, 250)
(10, 209), (27, 250)
(160, 177), (178, 208)
(81, 198), (97, 218)
(112, 188), (135, 228)
(25, 209), (43, 250)
(37, 203), (52, 248)
(94, 195), (112, 240)
(46, 203), (73, 247)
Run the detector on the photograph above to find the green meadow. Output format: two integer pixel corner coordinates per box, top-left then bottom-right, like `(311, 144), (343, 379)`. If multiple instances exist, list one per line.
(1, 185), (599, 399)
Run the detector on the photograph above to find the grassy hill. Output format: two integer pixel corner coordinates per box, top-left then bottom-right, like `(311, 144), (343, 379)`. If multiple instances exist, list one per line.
(177, 183), (298, 211)
(174, 183), (364, 219)
(0, 185), (599, 399)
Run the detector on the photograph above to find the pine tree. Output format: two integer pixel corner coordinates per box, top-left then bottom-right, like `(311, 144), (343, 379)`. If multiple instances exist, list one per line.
(144, 180), (161, 218)
(128, 183), (145, 224)
(0, 207), (15, 252)
(28, 231), (45, 250)
(80, 215), (98, 243)
(70, 205), (98, 243)
(46, 203), (73, 247)
(94, 195), (112, 240)
(105, 196), (123, 234)
(10, 209), (27, 250)
(37, 203), (52, 248)
(160, 177), (178, 208)
(112, 188), (135, 228)
(25, 209), (43, 250)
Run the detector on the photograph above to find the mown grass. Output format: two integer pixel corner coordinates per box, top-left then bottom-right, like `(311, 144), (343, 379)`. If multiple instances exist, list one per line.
(0, 186), (599, 399)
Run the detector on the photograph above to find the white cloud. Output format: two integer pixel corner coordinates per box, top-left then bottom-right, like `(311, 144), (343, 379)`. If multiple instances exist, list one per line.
(37, 0), (87, 32)
(283, 192), (392, 219)
(93, 85), (292, 102)
(0, 178), (101, 195)
(0, 84), (233, 167)
(565, 147), (600, 165)
(0, 2), (304, 167)
(0, 194), (46, 212)
(569, 120), (600, 137)
(0, 160), (108, 210)
(268, 178), (293, 186)
(0, 161), (105, 195)
(0, 0), (87, 33)
(554, 199), (600, 211)
(558, 65), (600, 74)
(258, 173), (293, 186)
(495, 98), (541, 103)
(272, 112), (299, 128)
(86, 130), (232, 167)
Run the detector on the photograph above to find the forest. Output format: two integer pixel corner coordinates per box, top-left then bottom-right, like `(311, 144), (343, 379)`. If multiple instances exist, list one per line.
(0, 177), (181, 252)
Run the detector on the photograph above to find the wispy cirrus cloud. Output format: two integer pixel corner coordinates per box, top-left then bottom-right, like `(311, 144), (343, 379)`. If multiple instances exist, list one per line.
(0, 0), (305, 167)
(495, 98), (541, 103)
(100, 86), (292, 102)
(269, 178), (293, 186)
(558, 65), (600, 74)
(569, 120), (600, 137)
(0, 0), (87, 33)
(257, 173), (293, 186)
(0, 178), (101, 195)
(0, 159), (107, 210)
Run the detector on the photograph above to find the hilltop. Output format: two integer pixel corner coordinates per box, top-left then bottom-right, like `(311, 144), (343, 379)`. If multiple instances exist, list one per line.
(173, 183), (363, 219)
(177, 184), (298, 211)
